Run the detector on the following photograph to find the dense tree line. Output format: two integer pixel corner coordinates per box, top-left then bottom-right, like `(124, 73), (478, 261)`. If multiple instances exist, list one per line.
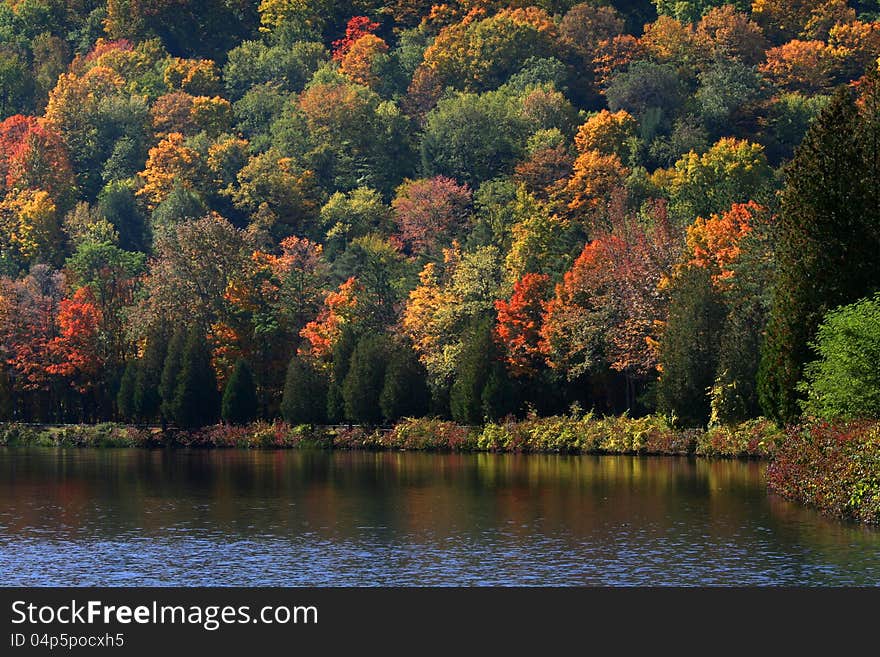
(1, 1), (879, 428)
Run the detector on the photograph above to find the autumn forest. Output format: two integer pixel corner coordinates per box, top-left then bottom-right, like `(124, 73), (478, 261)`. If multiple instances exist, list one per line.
(1, 0), (880, 433)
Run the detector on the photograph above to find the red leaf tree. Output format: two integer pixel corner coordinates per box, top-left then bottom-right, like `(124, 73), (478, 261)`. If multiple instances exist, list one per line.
(332, 16), (380, 61)
(391, 176), (472, 257)
(47, 286), (104, 394)
(494, 273), (552, 378)
(0, 115), (75, 207)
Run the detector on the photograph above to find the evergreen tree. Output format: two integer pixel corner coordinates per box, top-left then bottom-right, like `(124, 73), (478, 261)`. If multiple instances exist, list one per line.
(710, 217), (777, 425)
(450, 317), (495, 425)
(0, 368), (14, 421)
(221, 358), (258, 425)
(759, 81), (880, 423)
(159, 328), (186, 423)
(430, 380), (452, 420)
(481, 364), (516, 422)
(342, 332), (388, 425)
(327, 327), (357, 423)
(281, 355), (328, 425)
(134, 333), (166, 423)
(657, 265), (726, 427)
(710, 316), (764, 426)
(116, 360), (137, 422)
(379, 344), (430, 423)
(171, 329), (220, 428)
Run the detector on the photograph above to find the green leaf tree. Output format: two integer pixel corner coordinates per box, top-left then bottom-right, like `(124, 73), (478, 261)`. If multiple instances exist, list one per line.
(799, 294), (880, 420)
(134, 332), (166, 423)
(450, 316), (497, 425)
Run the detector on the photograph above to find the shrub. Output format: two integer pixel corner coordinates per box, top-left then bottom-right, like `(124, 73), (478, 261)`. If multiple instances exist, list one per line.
(0, 415), (782, 460)
(390, 417), (473, 450)
(696, 418), (783, 458)
(767, 421), (880, 523)
(477, 421), (517, 451)
(618, 415), (689, 455)
(332, 426), (381, 449)
(523, 415), (598, 452)
(177, 424), (248, 448)
(53, 423), (132, 447)
(125, 426), (162, 447)
(478, 416), (579, 453)
(474, 414), (683, 454)
(0, 423), (41, 446)
(285, 424), (333, 449)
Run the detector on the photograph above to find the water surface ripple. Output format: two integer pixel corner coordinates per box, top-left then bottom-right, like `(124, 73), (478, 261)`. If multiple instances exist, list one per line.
(0, 448), (877, 586)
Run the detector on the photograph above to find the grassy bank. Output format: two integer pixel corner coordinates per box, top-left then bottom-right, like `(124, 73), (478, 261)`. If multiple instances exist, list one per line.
(0, 414), (784, 457)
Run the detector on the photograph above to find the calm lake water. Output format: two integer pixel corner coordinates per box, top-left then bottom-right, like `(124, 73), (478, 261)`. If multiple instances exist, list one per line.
(0, 448), (878, 586)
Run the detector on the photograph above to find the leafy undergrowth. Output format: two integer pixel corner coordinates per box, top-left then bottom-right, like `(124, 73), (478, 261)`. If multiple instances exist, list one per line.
(696, 418), (785, 458)
(767, 420), (880, 524)
(474, 414), (696, 454)
(0, 423), (161, 447)
(0, 415), (779, 458)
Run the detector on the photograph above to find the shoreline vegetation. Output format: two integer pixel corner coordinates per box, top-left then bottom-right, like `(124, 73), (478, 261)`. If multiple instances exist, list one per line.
(0, 414), (779, 455)
(2, 415), (877, 524)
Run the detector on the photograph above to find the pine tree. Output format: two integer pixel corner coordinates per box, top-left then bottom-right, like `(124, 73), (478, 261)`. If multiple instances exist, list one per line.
(159, 328), (186, 423)
(281, 356), (328, 425)
(134, 332), (166, 423)
(710, 215), (777, 425)
(0, 368), (14, 421)
(450, 317), (494, 425)
(171, 329), (220, 428)
(342, 332), (388, 425)
(116, 360), (138, 422)
(327, 327), (357, 423)
(657, 265), (726, 427)
(759, 80), (880, 423)
(221, 358), (258, 425)
(379, 344), (430, 423)
(481, 364), (516, 422)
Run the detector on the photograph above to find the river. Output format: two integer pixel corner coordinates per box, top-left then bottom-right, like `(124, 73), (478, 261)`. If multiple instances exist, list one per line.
(0, 448), (878, 586)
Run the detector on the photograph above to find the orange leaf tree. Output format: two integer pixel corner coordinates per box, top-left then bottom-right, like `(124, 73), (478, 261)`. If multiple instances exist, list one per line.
(47, 286), (104, 394)
(494, 273), (551, 378)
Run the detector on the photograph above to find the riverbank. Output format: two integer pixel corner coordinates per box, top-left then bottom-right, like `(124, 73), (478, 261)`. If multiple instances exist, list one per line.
(0, 414), (783, 456)
(3, 415), (877, 523)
